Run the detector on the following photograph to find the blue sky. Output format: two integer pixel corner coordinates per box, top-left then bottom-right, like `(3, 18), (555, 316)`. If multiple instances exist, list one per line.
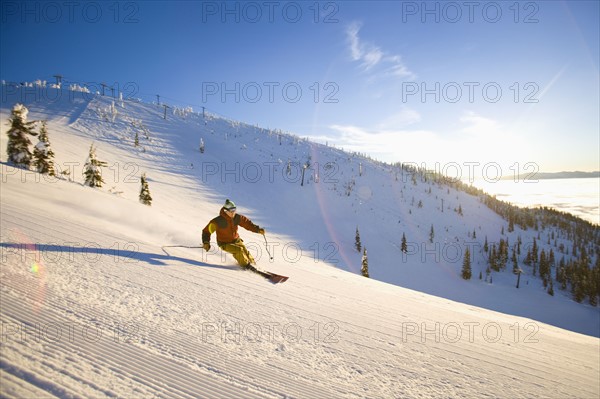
(1, 0), (598, 173)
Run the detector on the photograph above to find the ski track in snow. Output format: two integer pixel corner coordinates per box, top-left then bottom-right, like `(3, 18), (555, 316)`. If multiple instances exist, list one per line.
(1, 88), (599, 398)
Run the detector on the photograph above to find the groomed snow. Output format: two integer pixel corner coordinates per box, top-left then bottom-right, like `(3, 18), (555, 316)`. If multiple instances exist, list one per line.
(1, 86), (598, 398)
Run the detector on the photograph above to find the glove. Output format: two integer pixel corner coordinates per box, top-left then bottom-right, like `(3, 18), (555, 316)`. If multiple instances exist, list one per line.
(203, 242), (211, 251)
(258, 228), (266, 235)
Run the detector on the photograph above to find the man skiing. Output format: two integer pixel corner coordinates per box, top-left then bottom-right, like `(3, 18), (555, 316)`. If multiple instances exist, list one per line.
(202, 199), (265, 268)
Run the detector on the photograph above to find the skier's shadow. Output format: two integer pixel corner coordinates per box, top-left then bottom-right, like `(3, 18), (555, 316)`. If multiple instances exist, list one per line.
(0, 243), (234, 270)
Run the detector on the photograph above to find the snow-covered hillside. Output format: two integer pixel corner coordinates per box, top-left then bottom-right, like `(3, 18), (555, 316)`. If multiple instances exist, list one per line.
(1, 84), (599, 398)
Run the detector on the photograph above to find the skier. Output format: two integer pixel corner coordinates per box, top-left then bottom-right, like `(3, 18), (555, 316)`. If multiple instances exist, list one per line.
(202, 199), (265, 268)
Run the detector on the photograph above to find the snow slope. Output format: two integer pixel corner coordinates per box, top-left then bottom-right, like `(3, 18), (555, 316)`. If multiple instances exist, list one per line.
(1, 85), (599, 398)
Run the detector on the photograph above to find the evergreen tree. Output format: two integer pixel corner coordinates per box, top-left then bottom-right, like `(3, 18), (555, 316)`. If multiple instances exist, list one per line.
(461, 247), (472, 280)
(401, 233), (408, 253)
(429, 224), (434, 243)
(524, 247), (532, 266)
(497, 239), (508, 270)
(548, 279), (554, 296)
(572, 259), (588, 303)
(490, 244), (499, 272)
(589, 258), (600, 306)
(549, 249), (555, 269)
(32, 120), (56, 176)
(83, 144), (108, 187)
(355, 227), (362, 252)
(539, 250), (549, 287)
(139, 173), (152, 206)
(6, 103), (37, 167)
(557, 258), (567, 290)
(361, 247), (369, 278)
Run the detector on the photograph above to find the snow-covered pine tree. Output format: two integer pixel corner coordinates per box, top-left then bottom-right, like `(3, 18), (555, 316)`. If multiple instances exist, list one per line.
(461, 247), (472, 280)
(83, 144), (108, 187)
(33, 120), (56, 176)
(355, 227), (362, 252)
(361, 247), (369, 278)
(109, 101), (118, 122)
(139, 173), (152, 206)
(6, 103), (37, 168)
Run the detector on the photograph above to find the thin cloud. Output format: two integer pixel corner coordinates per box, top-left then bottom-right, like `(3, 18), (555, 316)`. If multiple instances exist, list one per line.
(324, 124), (450, 163)
(459, 111), (500, 135)
(345, 22), (415, 79)
(377, 108), (422, 129)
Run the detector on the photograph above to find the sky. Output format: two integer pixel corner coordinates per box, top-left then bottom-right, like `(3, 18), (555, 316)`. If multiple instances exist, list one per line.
(1, 0), (599, 174)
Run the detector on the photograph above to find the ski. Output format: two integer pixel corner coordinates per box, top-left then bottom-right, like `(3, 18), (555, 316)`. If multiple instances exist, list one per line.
(243, 265), (288, 284)
(266, 273), (289, 284)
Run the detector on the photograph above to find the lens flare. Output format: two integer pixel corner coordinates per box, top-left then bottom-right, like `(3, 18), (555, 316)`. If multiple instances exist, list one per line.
(8, 229), (47, 313)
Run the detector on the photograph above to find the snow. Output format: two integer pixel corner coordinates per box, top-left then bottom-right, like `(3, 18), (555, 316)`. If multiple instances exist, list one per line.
(1, 85), (599, 398)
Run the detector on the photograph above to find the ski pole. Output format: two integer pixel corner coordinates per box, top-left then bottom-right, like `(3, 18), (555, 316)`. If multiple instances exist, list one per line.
(162, 245), (204, 249)
(263, 234), (273, 260)
(161, 245), (203, 256)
